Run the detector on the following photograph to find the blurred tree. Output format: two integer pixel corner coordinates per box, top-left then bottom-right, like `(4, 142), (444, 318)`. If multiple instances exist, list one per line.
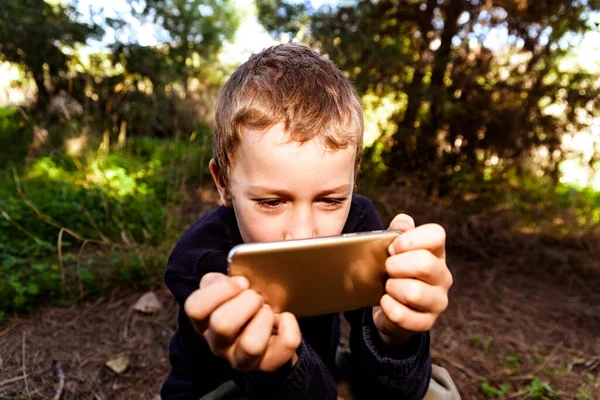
(0, 0), (102, 108)
(140, 0), (240, 99)
(257, 0), (600, 192)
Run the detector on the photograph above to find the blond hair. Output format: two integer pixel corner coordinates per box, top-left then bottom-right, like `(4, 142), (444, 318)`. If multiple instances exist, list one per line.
(213, 43), (364, 188)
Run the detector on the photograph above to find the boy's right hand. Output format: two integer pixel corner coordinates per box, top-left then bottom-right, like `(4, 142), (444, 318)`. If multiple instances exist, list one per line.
(184, 272), (301, 372)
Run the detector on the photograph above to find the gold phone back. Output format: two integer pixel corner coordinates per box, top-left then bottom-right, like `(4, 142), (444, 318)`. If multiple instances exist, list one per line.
(228, 231), (399, 318)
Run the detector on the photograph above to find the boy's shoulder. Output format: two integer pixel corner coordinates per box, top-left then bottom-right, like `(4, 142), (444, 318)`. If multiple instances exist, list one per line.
(165, 206), (240, 278)
(345, 193), (383, 233)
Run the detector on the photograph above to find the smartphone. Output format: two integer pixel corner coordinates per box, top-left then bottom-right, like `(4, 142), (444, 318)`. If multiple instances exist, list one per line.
(227, 230), (400, 318)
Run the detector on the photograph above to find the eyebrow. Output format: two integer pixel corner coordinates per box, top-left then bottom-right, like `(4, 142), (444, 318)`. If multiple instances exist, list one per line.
(246, 184), (351, 198)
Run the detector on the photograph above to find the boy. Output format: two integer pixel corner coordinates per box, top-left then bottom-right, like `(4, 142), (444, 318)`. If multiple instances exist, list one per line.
(161, 43), (453, 399)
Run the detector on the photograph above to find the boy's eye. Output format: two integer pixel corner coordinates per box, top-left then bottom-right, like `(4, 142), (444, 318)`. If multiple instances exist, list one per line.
(318, 198), (345, 208)
(256, 199), (285, 210)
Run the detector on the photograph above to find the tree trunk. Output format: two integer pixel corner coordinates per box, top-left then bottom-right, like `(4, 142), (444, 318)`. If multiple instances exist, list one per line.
(389, 0), (436, 172)
(33, 71), (50, 109)
(425, 0), (465, 143)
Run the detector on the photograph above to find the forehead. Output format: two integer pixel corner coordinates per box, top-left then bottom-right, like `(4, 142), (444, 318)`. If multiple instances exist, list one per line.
(232, 124), (356, 188)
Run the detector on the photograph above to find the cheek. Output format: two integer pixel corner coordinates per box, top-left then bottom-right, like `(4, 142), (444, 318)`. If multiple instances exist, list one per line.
(234, 202), (286, 243)
(314, 209), (350, 237)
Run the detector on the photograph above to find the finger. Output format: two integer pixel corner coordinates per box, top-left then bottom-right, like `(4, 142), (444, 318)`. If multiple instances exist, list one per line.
(380, 294), (437, 333)
(208, 289), (263, 343)
(200, 272), (229, 288)
(259, 312), (301, 372)
(388, 223), (446, 258)
(231, 304), (275, 371)
(388, 214), (416, 233)
(385, 249), (443, 284)
(385, 278), (449, 314)
(185, 276), (249, 332)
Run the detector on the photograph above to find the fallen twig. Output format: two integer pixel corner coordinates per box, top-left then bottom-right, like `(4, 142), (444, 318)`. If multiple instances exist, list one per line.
(0, 368), (49, 388)
(58, 228), (67, 288)
(53, 361), (65, 400)
(0, 323), (19, 338)
(431, 349), (487, 382)
(0, 205), (46, 245)
(22, 331), (30, 398)
(533, 342), (562, 376)
(15, 183), (108, 246)
(76, 240), (90, 299)
(507, 389), (528, 399)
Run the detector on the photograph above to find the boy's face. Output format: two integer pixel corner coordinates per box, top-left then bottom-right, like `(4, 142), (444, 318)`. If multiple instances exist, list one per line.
(210, 123), (356, 243)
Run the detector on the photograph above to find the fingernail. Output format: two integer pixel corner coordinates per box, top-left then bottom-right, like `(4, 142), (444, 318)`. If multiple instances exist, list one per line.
(397, 224), (409, 232)
(234, 276), (249, 290)
(388, 244), (396, 255)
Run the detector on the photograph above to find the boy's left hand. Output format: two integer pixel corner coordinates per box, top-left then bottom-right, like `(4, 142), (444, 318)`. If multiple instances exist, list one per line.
(373, 214), (453, 346)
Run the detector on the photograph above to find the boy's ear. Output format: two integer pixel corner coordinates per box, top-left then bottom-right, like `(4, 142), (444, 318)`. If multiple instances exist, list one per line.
(209, 159), (232, 207)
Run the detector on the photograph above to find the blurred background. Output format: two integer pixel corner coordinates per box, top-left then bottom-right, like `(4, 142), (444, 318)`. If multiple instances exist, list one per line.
(0, 0), (599, 398)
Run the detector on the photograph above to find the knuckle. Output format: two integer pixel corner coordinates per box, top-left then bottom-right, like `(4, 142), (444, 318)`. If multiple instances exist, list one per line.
(439, 294), (449, 313)
(200, 272), (225, 288)
(406, 282), (424, 306)
(183, 301), (202, 321)
(446, 269), (454, 289)
(433, 224), (446, 242)
(385, 255), (400, 273)
(384, 298), (405, 325)
(239, 336), (264, 358)
(209, 312), (234, 337)
(281, 331), (301, 351)
(385, 256), (393, 271)
(248, 290), (263, 307)
(388, 306), (405, 325)
(199, 274), (213, 288)
(385, 279), (393, 294)
(423, 316), (436, 331)
(416, 250), (433, 273)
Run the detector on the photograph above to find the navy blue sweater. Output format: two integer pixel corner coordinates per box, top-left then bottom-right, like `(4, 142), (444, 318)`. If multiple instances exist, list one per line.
(161, 194), (432, 399)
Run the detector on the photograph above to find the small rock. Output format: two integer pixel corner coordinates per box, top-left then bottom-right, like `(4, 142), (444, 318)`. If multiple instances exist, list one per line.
(106, 356), (129, 374)
(133, 292), (163, 313)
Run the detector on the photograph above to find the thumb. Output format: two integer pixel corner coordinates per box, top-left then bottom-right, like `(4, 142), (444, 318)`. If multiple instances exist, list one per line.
(388, 213), (415, 232)
(388, 214), (415, 256)
(200, 272), (229, 289)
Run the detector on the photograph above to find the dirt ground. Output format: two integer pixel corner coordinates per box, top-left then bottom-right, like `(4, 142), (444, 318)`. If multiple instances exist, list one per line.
(1, 189), (599, 399)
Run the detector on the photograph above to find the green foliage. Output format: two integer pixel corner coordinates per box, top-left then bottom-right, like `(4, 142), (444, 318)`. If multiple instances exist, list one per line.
(0, 0), (102, 105)
(257, 0), (600, 190)
(139, 0), (240, 99)
(503, 355), (521, 373)
(0, 259), (63, 313)
(468, 332), (494, 355)
(576, 389), (596, 400)
(0, 136), (211, 313)
(0, 107), (32, 169)
(524, 378), (564, 399)
(480, 381), (511, 398)
(460, 170), (600, 233)
(143, 0), (240, 61)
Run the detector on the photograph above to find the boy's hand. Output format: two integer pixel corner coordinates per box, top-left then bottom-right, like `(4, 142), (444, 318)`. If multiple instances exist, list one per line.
(373, 214), (453, 346)
(185, 273), (301, 372)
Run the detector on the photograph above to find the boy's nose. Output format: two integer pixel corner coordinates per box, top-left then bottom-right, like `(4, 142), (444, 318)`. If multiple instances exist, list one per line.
(284, 208), (317, 240)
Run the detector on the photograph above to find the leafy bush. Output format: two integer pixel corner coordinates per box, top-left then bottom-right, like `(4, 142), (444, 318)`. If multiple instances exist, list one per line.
(0, 134), (212, 314)
(0, 107), (32, 169)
